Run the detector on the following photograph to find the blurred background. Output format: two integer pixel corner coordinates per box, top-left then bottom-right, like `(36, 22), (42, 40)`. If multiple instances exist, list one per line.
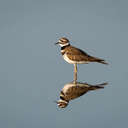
(0, 0), (128, 128)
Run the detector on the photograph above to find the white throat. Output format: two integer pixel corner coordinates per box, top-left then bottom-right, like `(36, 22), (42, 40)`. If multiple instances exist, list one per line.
(59, 43), (69, 47)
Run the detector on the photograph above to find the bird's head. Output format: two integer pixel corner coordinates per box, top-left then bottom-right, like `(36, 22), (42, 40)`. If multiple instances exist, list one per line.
(55, 37), (70, 47)
(55, 99), (69, 108)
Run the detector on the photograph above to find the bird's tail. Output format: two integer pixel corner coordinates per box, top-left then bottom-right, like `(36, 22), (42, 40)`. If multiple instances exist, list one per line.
(89, 56), (108, 65)
(89, 82), (108, 90)
(95, 59), (108, 65)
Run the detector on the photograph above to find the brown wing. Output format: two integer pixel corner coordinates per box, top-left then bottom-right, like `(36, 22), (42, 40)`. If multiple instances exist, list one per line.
(66, 46), (108, 64)
(65, 46), (91, 62)
(60, 82), (108, 101)
(64, 86), (89, 100)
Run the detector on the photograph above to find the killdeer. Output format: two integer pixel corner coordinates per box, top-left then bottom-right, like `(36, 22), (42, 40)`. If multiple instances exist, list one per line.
(55, 82), (108, 108)
(55, 37), (108, 83)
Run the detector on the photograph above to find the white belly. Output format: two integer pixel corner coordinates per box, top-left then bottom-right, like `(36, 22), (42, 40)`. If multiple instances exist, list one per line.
(63, 54), (88, 64)
(62, 83), (74, 94)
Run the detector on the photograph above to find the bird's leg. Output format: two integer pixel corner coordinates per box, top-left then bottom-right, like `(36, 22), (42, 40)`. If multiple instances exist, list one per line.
(73, 63), (77, 84)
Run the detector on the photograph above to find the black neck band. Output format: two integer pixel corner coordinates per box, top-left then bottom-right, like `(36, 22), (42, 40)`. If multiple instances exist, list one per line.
(61, 44), (70, 50)
(60, 96), (69, 103)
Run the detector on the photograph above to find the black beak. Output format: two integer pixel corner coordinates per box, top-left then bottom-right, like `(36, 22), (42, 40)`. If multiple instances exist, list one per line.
(55, 42), (59, 45)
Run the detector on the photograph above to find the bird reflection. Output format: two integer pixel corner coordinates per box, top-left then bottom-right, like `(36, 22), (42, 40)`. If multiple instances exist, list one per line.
(55, 82), (108, 108)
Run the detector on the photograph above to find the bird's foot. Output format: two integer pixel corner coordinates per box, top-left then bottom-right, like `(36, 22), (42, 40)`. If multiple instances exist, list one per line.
(73, 80), (77, 85)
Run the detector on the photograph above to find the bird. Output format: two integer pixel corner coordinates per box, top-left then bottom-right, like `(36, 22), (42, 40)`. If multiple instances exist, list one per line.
(55, 37), (108, 83)
(55, 82), (108, 108)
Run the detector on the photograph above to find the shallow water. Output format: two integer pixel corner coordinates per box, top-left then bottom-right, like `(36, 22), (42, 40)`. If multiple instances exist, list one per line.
(0, 0), (128, 128)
